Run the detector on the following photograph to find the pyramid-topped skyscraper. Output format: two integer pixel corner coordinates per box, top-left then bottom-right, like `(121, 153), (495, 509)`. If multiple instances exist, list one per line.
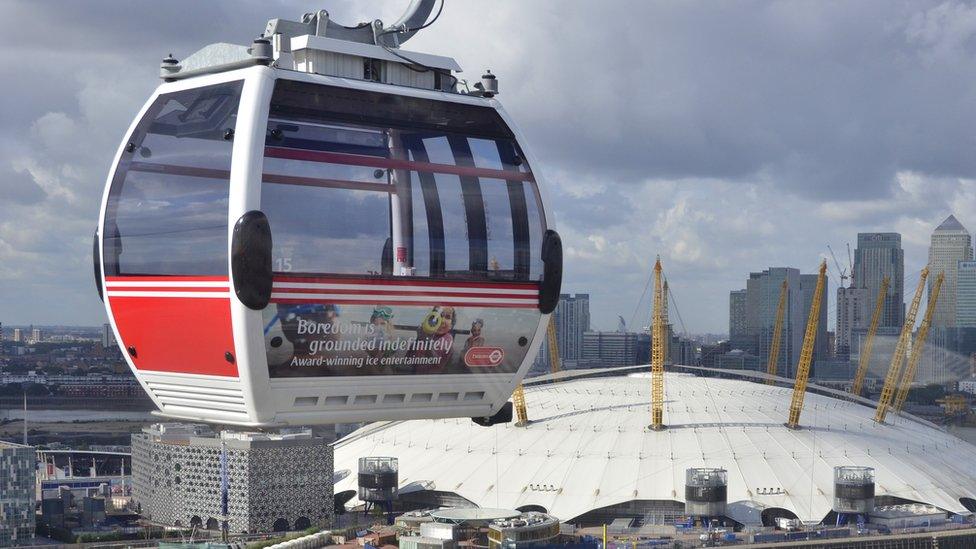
(928, 214), (973, 328)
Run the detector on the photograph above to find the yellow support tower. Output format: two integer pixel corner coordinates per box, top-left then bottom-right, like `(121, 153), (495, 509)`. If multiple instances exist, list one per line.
(514, 316), (561, 427)
(547, 316), (561, 373)
(894, 271), (943, 412)
(512, 384), (528, 426)
(650, 258), (666, 430)
(786, 261), (827, 429)
(766, 280), (789, 384)
(875, 267), (929, 424)
(850, 276), (889, 396)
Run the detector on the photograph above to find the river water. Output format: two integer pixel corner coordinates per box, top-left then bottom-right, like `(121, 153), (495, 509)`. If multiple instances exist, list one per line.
(0, 409), (154, 422)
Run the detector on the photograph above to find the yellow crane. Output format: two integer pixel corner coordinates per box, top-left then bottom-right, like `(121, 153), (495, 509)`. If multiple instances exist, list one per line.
(894, 271), (943, 412)
(786, 261), (827, 429)
(513, 316), (561, 426)
(937, 394), (970, 416)
(766, 280), (789, 384)
(850, 276), (889, 396)
(875, 267), (929, 424)
(650, 257), (666, 430)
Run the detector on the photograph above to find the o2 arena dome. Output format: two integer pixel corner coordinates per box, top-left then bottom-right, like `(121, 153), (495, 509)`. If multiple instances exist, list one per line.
(333, 367), (976, 526)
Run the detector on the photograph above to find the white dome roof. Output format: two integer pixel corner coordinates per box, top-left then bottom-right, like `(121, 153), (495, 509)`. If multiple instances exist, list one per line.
(333, 369), (976, 524)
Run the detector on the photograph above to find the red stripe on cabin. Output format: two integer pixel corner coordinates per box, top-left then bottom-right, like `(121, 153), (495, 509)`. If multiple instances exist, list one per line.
(106, 276), (230, 283)
(105, 287), (230, 293)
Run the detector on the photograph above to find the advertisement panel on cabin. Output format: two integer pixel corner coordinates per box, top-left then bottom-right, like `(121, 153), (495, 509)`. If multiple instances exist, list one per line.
(263, 302), (537, 377)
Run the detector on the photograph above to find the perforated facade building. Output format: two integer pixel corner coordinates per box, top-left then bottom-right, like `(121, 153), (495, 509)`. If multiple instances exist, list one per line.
(131, 423), (333, 534)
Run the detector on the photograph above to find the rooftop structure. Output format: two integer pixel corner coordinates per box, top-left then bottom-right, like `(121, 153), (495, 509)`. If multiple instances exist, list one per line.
(333, 367), (976, 526)
(430, 508), (521, 525)
(488, 511), (560, 549)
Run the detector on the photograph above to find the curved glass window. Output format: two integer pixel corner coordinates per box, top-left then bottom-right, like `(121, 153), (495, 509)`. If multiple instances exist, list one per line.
(261, 79), (545, 281)
(103, 81), (243, 276)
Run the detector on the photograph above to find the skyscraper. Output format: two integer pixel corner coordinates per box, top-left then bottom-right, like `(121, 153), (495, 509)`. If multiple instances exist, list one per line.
(554, 294), (590, 362)
(733, 267), (829, 379)
(729, 290), (748, 350)
(836, 286), (870, 359)
(12, 328), (21, 343)
(746, 268), (804, 378)
(102, 323), (117, 349)
(929, 215), (973, 327)
(853, 233), (905, 329)
(957, 261), (976, 328)
(581, 331), (643, 367)
(0, 441), (35, 546)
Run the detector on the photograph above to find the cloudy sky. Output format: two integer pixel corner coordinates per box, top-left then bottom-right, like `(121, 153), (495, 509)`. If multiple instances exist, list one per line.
(2, 0), (975, 333)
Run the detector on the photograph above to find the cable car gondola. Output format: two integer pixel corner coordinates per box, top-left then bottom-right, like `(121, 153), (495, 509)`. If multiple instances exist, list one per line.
(94, 4), (561, 427)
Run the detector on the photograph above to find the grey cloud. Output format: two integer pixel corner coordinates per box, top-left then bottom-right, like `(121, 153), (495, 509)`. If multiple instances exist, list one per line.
(0, 167), (47, 205)
(462, 1), (976, 200)
(0, 1), (973, 331)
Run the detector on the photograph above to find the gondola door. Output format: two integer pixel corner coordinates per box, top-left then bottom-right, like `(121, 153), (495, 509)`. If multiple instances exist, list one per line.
(102, 81), (244, 380)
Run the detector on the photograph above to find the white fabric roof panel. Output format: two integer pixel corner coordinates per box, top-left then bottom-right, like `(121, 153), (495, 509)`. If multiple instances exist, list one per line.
(333, 371), (976, 523)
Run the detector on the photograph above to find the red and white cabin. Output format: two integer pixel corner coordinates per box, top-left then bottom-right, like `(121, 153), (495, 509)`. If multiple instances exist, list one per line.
(95, 24), (561, 427)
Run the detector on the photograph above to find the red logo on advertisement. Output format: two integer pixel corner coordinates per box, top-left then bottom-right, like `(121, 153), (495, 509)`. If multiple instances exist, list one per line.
(464, 346), (505, 367)
(396, 246), (407, 262)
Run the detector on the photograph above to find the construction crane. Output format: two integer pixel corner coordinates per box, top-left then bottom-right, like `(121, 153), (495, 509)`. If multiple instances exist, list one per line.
(513, 316), (561, 426)
(850, 276), (890, 396)
(786, 260), (827, 429)
(937, 394), (971, 417)
(827, 244), (851, 288)
(766, 280), (789, 384)
(650, 257), (666, 430)
(894, 271), (943, 412)
(875, 267), (929, 424)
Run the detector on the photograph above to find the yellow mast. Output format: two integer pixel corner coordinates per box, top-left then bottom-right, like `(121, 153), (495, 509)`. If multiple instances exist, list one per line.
(512, 383), (528, 426)
(786, 261), (827, 429)
(650, 257), (666, 430)
(547, 316), (561, 373)
(850, 276), (889, 396)
(894, 271), (943, 412)
(875, 267), (929, 424)
(766, 280), (789, 384)
(513, 316), (561, 427)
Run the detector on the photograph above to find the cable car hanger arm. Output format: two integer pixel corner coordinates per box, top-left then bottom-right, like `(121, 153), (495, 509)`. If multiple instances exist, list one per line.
(266, 0), (440, 49)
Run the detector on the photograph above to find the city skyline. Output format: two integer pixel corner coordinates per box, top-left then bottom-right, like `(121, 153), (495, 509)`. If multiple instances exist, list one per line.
(0, 213), (962, 336)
